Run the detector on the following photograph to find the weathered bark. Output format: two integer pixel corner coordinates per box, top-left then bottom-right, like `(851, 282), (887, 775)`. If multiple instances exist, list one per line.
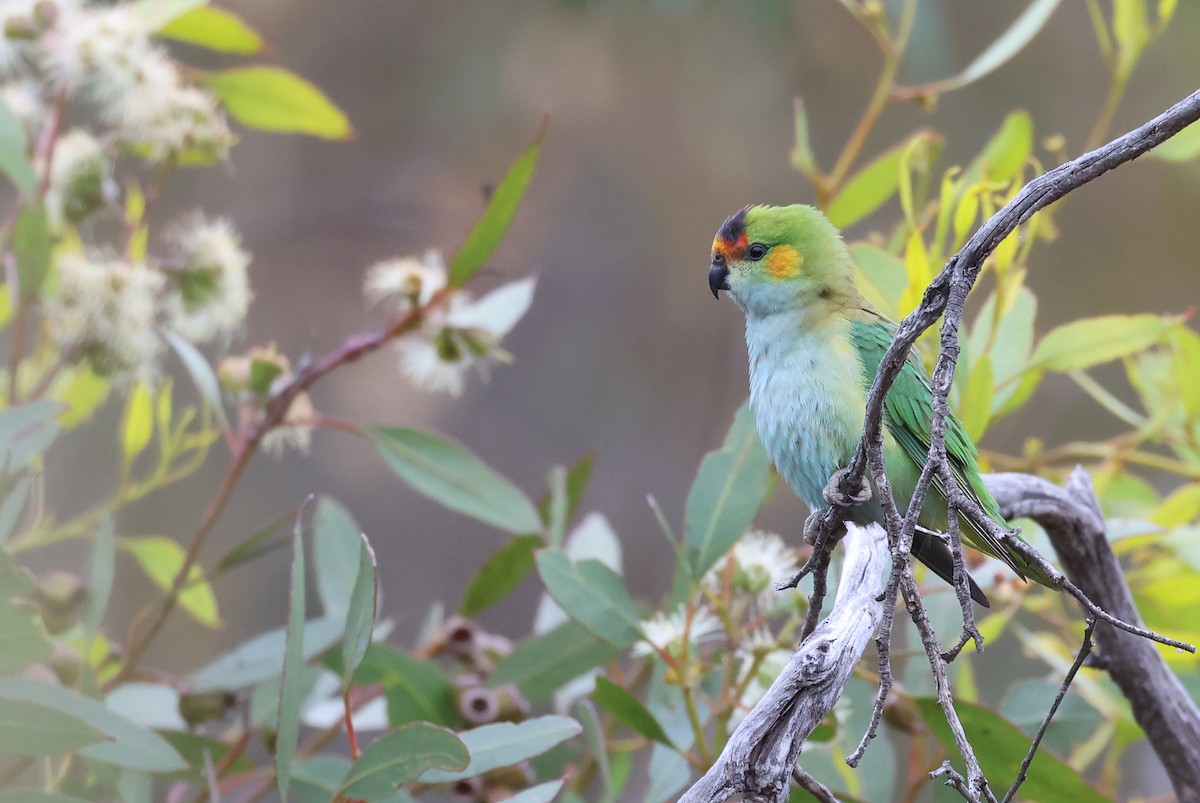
(678, 523), (888, 803)
(986, 469), (1200, 803)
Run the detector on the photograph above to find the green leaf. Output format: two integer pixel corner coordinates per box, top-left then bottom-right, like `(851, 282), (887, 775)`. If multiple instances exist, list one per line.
(449, 119), (545, 286)
(13, 205), (51, 301)
(276, 507), (309, 803)
(1153, 484), (1200, 528)
(313, 496), (363, 620)
(290, 755), (351, 803)
(535, 551), (642, 648)
(202, 66), (352, 140)
(214, 509), (294, 573)
(1030, 313), (1176, 372)
(342, 533), (377, 688)
(913, 697), (1109, 802)
(826, 142), (905, 228)
(957, 354), (995, 442)
(83, 515), (116, 643)
(1113, 0), (1151, 80)
(850, 244), (907, 321)
(122, 536), (220, 628)
(0, 476), (31, 543)
(357, 645), (459, 727)
(370, 426), (541, 534)
(188, 617), (342, 692)
(0, 98), (35, 197)
(1153, 121), (1200, 162)
(421, 715), (581, 783)
(157, 6), (264, 53)
(337, 723), (469, 801)
(164, 331), (230, 435)
(0, 677), (185, 771)
(927, 0), (1062, 95)
(790, 97), (815, 175)
(592, 677), (674, 747)
(461, 534), (542, 616)
(120, 383), (154, 468)
(489, 621), (622, 705)
(0, 401), (62, 468)
(131, 0), (206, 29)
(0, 596), (52, 674)
(506, 781), (566, 803)
(0, 793), (93, 802)
(0, 698), (107, 756)
(683, 402), (772, 578)
(160, 729), (255, 781)
(57, 366), (110, 430)
(974, 111), (1034, 183)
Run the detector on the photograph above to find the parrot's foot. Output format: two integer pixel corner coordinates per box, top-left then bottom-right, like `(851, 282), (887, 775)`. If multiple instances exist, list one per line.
(822, 468), (872, 508)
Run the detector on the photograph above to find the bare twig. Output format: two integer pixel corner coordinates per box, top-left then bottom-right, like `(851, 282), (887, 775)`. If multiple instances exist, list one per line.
(792, 766), (841, 803)
(1001, 617), (1097, 803)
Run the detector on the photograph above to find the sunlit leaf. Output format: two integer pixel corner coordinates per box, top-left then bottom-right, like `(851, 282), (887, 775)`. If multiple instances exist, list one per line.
(120, 383), (154, 468)
(202, 66), (352, 139)
(158, 5), (264, 53)
(371, 426), (541, 534)
(1151, 483), (1200, 528)
(132, 0), (205, 29)
(57, 366), (110, 430)
(449, 119), (546, 286)
(975, 111), (1034, 184)
(827, 139), (907, 228)
(122, 536), (219, 627)
(958, 353), (995, 441)
(337, 723), (468, 801)
(1031, 314), (1175, 372)
(899, 229), (932, 316)
(421, 716), (582, 783)
(790, 97), (815, 175)
(1113, 0), (1151, 79)
(536, 551), (642, 648)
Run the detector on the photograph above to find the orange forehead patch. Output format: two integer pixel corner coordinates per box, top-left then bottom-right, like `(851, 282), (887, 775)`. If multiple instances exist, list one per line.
(766, 244), (802, 279)
(712, 233), (748, 262)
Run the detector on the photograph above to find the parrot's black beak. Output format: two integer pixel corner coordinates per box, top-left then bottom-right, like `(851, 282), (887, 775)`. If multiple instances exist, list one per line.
(709, 261), (730, 299)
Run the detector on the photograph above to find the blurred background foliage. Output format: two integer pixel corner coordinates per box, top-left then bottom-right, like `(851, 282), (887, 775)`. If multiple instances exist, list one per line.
(2, 0), (1200, 801)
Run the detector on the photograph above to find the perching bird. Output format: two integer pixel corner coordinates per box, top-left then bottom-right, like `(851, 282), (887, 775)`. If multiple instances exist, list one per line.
(708, 203), (1053, 606)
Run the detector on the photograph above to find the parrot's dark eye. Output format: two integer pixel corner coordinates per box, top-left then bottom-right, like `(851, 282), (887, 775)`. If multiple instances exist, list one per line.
(746, 243), (769, 261)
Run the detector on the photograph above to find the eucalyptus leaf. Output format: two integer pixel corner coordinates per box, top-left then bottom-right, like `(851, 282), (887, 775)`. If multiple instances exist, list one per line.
(421, 715), (581, 783)
(276, 507), (309, 802)
(341, 533), (378, 688)
(202, 66), (353, 139)
(336, 723), (469, 801)
(535, 551), (642, 648)
(489, 621), (623, 705)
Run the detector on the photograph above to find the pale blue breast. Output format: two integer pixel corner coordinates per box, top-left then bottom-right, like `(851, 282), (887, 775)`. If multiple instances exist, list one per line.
(744, 313), (868, 511)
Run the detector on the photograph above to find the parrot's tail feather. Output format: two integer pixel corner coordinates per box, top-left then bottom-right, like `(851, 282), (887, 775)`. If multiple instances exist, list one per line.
(910, 529), (991, 608)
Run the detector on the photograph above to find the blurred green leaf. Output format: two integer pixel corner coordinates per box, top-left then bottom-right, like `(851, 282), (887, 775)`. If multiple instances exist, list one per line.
(0, 793), (92, 802)
(850, 243), (906, 321)
(57, 366), (110, 430)
(335, 644), (459, 727)
(826, 141), (905, 228)
(1113, 0), (1151, 79)
(536, 551), (641, 648)
(684, 402), (772, 578)
(132, 0), (205, 29)
(83, 515), (115, 643)
(337, 723), (469, 801)
(0, 677), (185, 771)
(976, 111), (1034, 183)
(214, 509), (294, 574)
(0, 401), (62, 468)
(0, 476), (30, 543)
(913, 696), (1109, 802)
(0, 99), (35, 197)
(1170, 327), (1200, 418)
(276, 507), (309, 803)
(313, 496), (363, 620)
(1153, 121), (1200, 162)
(969, 287), (1037, 414)
(158, 5), (264, 53)
(371, 426), (541, 534)
(341, 533), (377, 689)
(13, 205), (50, 301)
(1000, 679), (1104, 756)
(421, 716), (581, 783)
(449, 119), (545, 286)
(1030, 313), (1176, 372)
(507, 781), (566, 803)
(120, 383), (154, 469)
(202, 66), (352, 139)
(574, 699), (610, 792)
(461, 534), (542, 616)
(122, 536), (219, 628)
(0, 596), (51, 674)
(490, 621), (622, 705)
(0, 698), (107, 755)
(592, 677), (674, 747)
(790, 97), (816, 175)
(165, 331), (231, 435)
(291, 755), (351, 803)
(958, 353), (995, 441)
(160, 730), (254, 779)
(538, 451), (595, 526)
(1153, 483), (1200, 528)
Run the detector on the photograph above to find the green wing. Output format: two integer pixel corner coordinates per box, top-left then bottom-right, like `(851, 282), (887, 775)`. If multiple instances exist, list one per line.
(848, 317), (1033, 579)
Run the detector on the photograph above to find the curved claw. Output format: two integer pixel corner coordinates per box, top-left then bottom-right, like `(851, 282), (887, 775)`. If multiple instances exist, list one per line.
(822, 467), (872, 508)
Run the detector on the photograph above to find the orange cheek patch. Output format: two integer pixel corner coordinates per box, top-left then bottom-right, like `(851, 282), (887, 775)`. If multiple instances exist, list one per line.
(766, 244), (802, 278)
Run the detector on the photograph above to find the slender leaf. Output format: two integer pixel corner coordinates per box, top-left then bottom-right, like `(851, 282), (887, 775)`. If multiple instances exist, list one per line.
(790, 97), (815, 174)
(507, 781), (566, 803)
(58, 366), (110, 430)
(958, 354), (995, 442)
(122, 536), (219, 628)
(13, 205), (51, 300)
(83, 515), (116, 642)
(0, 697), (108, 755)
(337, 723), (469, 801)
(342, 533), (378, 688)
(202, 66), (352, 139)
(975, 111), (1034, 183)
(0, 598), (52, 674)
(121, 383), (154, 467)
(0, 99), (35, 197)
(0, 401), (62, 468)
(536, 551), (641, 648)
(165, 331), (230, 435)
(449, 119), (546, 286)
(421, 716), (581, 783)
(313, 496), (363, 620)
(592, 677), (674, 746)
(0, 677), (185, 771)
(0, 476), (31, 543)
(461, 534), (542, 616)
(827, 142), (905, 228)
(158, 6), (264, 53)
(931, 0), (1063, 93)
(684, 402), (772, 577)
(188, 617), (342, 692)
(913, 697), (1108, 802)
(489, 621), (622, 705)
(276, 506), (309, 802)
(371, 426), (541, 534)
(214, 510), (294, 573)
(1030, 314), (1176, 372)
(850, 243), (906, 321)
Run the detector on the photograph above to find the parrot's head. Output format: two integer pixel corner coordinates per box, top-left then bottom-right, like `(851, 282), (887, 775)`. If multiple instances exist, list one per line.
(708, 203), (855, 318)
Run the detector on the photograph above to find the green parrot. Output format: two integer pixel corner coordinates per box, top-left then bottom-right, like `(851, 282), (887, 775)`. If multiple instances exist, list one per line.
(707, 203), (1054, 606)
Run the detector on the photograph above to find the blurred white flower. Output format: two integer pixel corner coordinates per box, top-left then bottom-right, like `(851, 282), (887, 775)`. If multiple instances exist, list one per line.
(162, 214), (252, 344)
(0, 79), (45, 135)
(363, 249), (446, 312)
(730, 648), (793, 727)
(45, 253), (166, 383)
(633, 606), (722, 658)
(705, 529), (799, 601)
(122, 83), (233, 162)
(0, 0), (45, 77)
(396, 275), (537, 396)
(41, 127), (108, 229)
(261, 391), (315, 457)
